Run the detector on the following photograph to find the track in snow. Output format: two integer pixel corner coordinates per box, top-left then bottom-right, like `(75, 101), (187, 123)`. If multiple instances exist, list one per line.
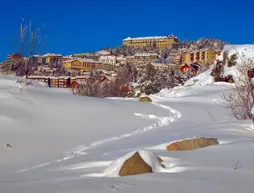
(16, 102), (181, 173)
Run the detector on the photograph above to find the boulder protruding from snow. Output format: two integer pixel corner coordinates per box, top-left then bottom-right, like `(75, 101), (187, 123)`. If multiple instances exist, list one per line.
(104, 150), (164, 177)
(139, 96), (152, 102)
(167, 137), (218, 151)
(119, 152), (152, 176)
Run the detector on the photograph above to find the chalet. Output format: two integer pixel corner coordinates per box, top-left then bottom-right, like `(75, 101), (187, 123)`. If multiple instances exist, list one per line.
(180, 62), (200, 74)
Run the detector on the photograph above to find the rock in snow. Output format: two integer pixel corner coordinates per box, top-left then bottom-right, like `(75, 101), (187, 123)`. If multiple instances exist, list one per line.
(139, 96), (153, 102)
(167, 137), (218, 151)
(104, 150), (164, 177)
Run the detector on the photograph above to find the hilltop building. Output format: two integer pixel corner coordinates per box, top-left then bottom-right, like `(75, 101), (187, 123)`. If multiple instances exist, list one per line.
(122, 35), (179, 49)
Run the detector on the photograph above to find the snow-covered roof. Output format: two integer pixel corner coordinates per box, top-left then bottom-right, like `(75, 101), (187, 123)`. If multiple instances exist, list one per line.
(151, 62), (168, 67)
(80, 58), (98, 63)
(64, 59), (76, 63)
(96, 50), (111, 55)
(95, 69), (114, 74)
(134, 53), (158, 57)
(40, 67), (52, 70)
(75, 76), (87, 79)
(123, 35), (178, 41)
(27, 76), (48, 79)
(126, 56), (135, 59)
(63, 55), (74, 58)
(116, 56), (127, 60)
(99, 55), (116, 60)
(42, 53), (62, 57)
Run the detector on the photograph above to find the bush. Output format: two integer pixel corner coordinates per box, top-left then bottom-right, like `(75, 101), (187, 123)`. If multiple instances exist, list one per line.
(222, 59), (254, 119)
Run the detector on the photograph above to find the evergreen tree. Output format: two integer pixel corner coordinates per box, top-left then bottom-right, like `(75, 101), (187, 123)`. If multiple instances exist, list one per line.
(228, 54), (238, 67)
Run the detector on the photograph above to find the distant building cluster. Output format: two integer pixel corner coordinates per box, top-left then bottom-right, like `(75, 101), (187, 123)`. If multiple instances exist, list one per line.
(1, 34), (224, 87)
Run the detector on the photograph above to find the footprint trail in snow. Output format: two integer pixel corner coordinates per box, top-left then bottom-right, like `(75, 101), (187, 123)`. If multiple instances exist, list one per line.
(16, 102), (181, 173)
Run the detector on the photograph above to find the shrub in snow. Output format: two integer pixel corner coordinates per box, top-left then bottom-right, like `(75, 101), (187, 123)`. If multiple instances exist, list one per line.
(210, 60), (235, 83)
(75, 65), (136, 98)
(104, 150), (164, 177)
(167, 137), (218, 151)
(223, 59), (254, 120)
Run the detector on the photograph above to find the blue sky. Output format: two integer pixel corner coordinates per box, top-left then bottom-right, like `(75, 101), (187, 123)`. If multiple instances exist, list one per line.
(0, 0), (253, 61)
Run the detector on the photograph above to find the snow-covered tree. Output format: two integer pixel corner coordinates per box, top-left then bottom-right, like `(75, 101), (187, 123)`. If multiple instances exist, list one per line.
(228, 54), (238, 67)
(138, 64), (195, 95)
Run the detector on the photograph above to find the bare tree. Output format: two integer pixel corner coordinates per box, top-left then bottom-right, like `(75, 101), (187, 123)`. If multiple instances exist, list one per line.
(74, 65), (136, 98)
(12, 18), (46, 77)
(222, 58), (254, 119)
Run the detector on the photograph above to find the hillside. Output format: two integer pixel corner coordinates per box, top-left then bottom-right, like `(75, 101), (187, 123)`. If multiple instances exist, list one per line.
(0, 76), (254, 193)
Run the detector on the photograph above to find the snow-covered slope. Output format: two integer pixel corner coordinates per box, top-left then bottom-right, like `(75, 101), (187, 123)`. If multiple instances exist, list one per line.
(0, 76), (254, 193)
(185, 67), (214, 86)
(223, 44), (254, 61)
